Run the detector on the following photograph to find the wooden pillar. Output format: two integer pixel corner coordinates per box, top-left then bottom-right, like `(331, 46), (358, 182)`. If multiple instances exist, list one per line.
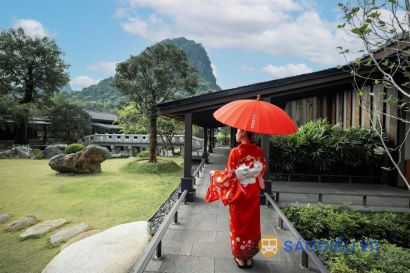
(230, 127), (236, 148)
(208, 128), (213, 153)
(180, 112), (195, 202)
(262, 97), (272, 204)
(202, 127), (209, 163)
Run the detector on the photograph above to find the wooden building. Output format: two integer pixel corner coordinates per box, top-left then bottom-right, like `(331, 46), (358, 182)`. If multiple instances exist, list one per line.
(157, 66), (408, 202)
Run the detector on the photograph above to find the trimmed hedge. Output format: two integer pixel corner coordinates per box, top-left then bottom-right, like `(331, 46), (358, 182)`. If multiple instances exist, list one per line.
(321, 240), (410, 273)
(282, 204), (410, 248)
(269, 119), (386, 175)
(122, 159), (182, 174)
(64, 143), (85, 154)
(283, 205), (410, 273)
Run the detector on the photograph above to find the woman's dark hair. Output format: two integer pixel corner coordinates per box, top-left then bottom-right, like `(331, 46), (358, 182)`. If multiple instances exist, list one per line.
(246, 131), (254, 143)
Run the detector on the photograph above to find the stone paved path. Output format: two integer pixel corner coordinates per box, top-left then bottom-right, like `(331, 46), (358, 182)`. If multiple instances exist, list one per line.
(141, 147), (318, 273)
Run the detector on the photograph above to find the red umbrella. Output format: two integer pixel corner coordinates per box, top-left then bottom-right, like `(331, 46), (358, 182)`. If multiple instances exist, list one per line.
(213, 95), (297, 135)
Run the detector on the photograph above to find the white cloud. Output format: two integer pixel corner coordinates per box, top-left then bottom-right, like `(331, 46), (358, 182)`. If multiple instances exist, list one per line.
(117, 0), (353, 65)
(262, 63), (312, 78)
(13, 19), (48, 37)
(70, 76), (100, 90)
(87, 61), (117, 75)
(211, 63), (218, 77)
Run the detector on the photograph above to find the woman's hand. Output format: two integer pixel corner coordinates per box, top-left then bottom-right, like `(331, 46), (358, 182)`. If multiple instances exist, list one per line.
(210, 170), (215, 176)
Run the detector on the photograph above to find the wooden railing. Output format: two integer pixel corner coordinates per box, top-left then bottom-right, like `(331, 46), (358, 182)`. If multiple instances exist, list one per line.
(131, 189), (188, 273)
(264, 192), (330, 273)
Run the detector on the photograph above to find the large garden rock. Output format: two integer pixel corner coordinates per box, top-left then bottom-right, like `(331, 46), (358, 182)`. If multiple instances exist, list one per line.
(50, 223), (88, 245)
(42, 145), (63, 159)
(0, 213), (11, 223)
(0, 146), (33, 159)
(42, 221), (151, 273)
(48, 145), (110, 174)
(60, 230), (101, 251)
(20, 219), (67, 239)
(6, 216), (39, 231)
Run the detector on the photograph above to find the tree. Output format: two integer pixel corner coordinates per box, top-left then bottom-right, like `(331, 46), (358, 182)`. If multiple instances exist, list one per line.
(0, 27), (69, 144)
(338, 0), (410, 189)
(49, 102), (92, 143)
(118, 104), (149, 134)
(113, 43), (197, 163)
(158, 117), (184, 154)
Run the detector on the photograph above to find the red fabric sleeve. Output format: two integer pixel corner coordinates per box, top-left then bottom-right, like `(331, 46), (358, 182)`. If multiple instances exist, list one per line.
(205, 148), (245, 206)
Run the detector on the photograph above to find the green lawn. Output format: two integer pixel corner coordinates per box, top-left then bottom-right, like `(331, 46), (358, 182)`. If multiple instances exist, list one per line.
(0, 156), (183, 273)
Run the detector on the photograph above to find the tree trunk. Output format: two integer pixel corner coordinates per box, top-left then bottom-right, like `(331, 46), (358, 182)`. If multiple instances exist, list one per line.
(14, 117), (29, 144)
(149, 111), (158, 163)
(15, 69), (34, 145)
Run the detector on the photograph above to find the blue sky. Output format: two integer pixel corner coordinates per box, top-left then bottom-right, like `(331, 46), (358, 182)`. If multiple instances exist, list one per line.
(0, 0), (349, 90)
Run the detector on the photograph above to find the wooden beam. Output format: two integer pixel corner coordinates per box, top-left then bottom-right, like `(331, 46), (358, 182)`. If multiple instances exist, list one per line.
(386, 88), (398, 145)
(306, 97), (313, 122)
(345, 90), (352, 128)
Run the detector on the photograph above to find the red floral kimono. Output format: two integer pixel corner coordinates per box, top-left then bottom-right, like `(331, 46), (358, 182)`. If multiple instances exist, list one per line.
(206, 143), (267, 259)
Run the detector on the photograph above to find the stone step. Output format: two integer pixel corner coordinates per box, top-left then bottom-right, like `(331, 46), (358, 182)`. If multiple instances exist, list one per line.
(0, 213), (11, 223)
(50, 223), (88, 245)
(60, 230), (101, 251)
(6, 216), (39, 231)
(20, 219), (67, 240)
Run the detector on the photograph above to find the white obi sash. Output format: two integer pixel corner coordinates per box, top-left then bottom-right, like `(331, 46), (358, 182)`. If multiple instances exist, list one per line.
(235, 160), (263, 186)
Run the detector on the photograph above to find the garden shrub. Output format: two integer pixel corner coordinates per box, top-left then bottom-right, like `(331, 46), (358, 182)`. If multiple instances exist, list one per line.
(269, 119), (386, 175)
(321, 240), (410, 273)
(64, 143), (85, 154)
(282, 204), (410, 248)
(31, 148), (42, 159)
(138, 150), (150, 158)
(122, 159), (182, 174)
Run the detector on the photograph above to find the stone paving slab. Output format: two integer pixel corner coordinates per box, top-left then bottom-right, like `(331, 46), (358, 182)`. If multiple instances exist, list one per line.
(215, 257), (270, 273)
(50, 223), (88, 245)
(6, 216), (39, 231)
(20, 219), (67, 240)
(157, 254), (214, 273)
(0, 213), (11, 223)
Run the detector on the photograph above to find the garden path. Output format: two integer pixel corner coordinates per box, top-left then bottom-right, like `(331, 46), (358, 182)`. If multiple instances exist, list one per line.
(140, 147), (318, 273)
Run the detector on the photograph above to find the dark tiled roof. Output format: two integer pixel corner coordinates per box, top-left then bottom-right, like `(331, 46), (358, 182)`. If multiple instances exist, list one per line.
(84, 110), (118, 122)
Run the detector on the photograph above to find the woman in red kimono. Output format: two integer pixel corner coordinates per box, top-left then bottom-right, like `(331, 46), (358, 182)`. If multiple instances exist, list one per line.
(206, 128), (267, 268)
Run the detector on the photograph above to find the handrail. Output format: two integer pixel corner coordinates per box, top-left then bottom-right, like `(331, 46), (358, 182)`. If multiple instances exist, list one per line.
(270, 173), (381, 183)
(193, 159), (206, 179)
(131, 189), (188, 273)
(264, 192), (330, 273)
(271, 190), (410, 208)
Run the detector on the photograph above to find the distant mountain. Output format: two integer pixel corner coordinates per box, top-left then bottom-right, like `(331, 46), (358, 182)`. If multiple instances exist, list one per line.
(66, 37), (220, 113)
(162, 37), (221, 93)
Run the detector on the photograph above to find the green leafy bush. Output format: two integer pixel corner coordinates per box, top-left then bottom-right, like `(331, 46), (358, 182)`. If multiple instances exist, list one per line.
(31, 148), (43, 159)
(282, 204), (410, 248)
(270, 119), (386, 175)
(138, 150), (150, 158)
(64, 143), (85, 154)
(321, 240), (410, 273)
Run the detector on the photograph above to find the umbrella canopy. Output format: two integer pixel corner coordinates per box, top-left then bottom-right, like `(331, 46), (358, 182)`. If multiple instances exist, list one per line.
(213, 95), (298, 135)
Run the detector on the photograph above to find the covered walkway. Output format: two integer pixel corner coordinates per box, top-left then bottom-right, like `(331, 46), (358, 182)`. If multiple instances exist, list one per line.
(140, 147), (318, 273)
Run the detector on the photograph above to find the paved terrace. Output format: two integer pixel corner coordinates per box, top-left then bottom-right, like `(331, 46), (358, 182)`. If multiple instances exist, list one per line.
(140, 147), (318, 273)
